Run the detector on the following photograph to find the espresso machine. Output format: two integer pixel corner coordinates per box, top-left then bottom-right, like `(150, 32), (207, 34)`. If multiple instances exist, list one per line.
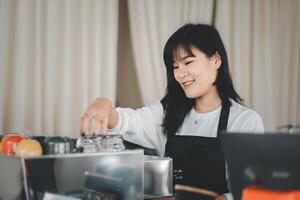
(0, 134), (173, 200)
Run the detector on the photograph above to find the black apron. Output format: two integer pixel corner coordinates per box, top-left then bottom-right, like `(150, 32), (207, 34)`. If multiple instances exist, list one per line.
(165, 105), (230, 200)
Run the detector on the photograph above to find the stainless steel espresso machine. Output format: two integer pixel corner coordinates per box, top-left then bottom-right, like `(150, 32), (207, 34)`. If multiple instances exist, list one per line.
(0, 134), (172, 200)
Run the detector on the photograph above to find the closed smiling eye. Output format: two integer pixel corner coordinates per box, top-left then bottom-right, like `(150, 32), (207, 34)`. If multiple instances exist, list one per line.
(185, 61), (193, 65)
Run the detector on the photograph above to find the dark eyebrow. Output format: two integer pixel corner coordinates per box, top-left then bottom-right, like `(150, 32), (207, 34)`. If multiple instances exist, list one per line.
(173, 55), (194, 65)
(180, 55), (192, 60)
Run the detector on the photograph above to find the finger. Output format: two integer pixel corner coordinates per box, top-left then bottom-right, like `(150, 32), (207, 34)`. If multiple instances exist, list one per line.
(97, 122), (103, 135)
(80, 118), (90, 134)
(100, 117), (109, 134)
(90, 117), (99, 135)
(93, 115), (105, 135)
(80, 132), (86, 137)
(80, 111), (94, 134)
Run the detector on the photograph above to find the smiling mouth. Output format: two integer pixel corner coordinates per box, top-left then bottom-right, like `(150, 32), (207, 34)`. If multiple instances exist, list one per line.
(182, 80), (195, 88)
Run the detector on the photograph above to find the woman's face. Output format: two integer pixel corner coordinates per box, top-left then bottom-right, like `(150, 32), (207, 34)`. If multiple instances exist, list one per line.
(173, 46), (221, 99)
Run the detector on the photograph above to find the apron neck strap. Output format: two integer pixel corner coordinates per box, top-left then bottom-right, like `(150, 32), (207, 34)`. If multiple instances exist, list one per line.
(217, 105), (231, 137)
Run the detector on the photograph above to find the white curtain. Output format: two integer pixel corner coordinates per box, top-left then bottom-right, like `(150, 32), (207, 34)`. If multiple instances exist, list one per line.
(127, 0), (214, 105)
(0, 0), (119, 137)
(1, 0), (299, 136)
(215, 0), (300, 130)
(127, 0), (300, 130)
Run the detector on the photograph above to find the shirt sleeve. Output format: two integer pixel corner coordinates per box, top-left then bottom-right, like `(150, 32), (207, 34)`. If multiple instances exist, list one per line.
(240, 110), (264, 133)
(229, 108), (265, 133)
(107, 101), (167, 156)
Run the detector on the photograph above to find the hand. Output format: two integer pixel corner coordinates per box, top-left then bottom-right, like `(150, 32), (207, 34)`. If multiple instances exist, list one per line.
(80, 97), (119, 135)
(215, 194), (227, 200)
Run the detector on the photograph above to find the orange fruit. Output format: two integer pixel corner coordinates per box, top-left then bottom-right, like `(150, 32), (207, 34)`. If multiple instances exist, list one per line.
(15, 139), (43, 157)
(2, 135), (25, 155)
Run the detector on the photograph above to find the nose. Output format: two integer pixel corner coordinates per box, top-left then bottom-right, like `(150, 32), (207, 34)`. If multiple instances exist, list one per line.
(176, 65), (189, 78)
(174, 62), (190, 80)
(178, 72), (189, 78)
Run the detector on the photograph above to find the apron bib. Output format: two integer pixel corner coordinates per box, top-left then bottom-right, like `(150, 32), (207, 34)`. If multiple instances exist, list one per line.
(165, 105), (230, 199)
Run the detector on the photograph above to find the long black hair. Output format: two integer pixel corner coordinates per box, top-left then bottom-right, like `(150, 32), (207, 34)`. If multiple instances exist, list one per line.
(161, 24), (243, 138)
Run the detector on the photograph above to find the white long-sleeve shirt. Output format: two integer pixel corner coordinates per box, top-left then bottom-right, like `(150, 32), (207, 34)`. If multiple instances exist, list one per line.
(108, 100), (264, 200)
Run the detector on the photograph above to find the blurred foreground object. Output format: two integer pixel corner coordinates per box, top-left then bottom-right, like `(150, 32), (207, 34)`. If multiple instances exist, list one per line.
(242, 186), (300, 200)
(0, 150), (144, 200)
(222, 132), (300, 200)
(174, 184), (217, 200)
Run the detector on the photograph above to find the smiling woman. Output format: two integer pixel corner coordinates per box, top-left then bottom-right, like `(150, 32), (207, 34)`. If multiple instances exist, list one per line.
(172, 46), (220, 100)
(80, 24), (264, 200)
(161, 24), (245, 137)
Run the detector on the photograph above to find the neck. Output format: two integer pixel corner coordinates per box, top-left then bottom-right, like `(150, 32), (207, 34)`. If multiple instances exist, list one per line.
(194, 86), (222, 113)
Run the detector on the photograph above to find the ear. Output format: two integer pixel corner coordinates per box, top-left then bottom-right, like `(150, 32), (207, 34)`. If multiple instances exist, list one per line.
(211, 52), (222, 69)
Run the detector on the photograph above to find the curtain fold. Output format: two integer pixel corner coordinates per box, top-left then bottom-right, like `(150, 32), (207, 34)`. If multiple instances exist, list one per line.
(215, 0), (300, 130)
(127, 0), (214, 105)
(0, 0), (119, 137)
(1, 0), (299, 136)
